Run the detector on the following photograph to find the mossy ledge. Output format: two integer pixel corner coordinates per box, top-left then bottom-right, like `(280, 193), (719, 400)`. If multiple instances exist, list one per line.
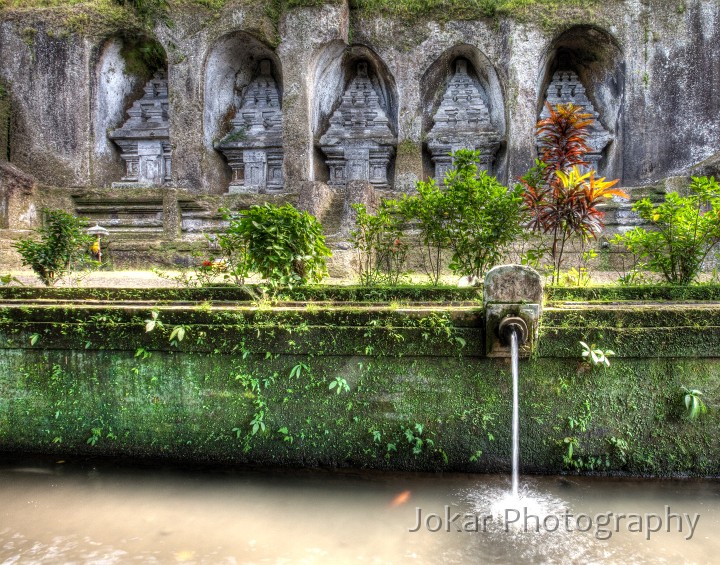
(0, 294), (719, 477)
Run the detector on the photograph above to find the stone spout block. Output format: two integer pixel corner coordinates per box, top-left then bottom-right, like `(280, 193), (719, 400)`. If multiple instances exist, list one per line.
(484, 264), (543, 358)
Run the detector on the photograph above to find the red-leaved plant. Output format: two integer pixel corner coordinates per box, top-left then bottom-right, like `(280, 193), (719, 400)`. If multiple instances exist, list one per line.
(520, 102), (628, 284)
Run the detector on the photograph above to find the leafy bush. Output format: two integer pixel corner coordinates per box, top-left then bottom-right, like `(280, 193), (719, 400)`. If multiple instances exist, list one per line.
(350, 200), (408, 286)
(612, 176), (720, 285)
(225, 203), (330, 288)
(13, 209), (93, 286)
(439, 150), (524, 279)
(414, 149), (524, 280)
(399, 178), (447, 285)
(520, 103), (627, 283)
(681, 386), (707, 420)
(351, 149), (523, 285)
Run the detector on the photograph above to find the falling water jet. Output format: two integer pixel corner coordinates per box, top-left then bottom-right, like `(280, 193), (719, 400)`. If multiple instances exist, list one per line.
(498, 316), (528, 498)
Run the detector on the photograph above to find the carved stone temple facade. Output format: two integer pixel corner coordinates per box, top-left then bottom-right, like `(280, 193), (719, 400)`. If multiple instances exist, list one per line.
(539, 70), (612, 169)
(216, 59), (284, 193)
(319, 62), (397, 189)
(427, 60), (501, 180)
(109, 72), (171, 187)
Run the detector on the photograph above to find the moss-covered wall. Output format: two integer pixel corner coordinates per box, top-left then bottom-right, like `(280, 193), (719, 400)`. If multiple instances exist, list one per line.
(0, 294), (718, 476)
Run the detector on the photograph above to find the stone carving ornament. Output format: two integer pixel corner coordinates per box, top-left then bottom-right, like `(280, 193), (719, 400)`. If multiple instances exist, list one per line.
(319, 62), (396, 189)
(216, 59), (284, 193)
(110, 71), (171, 187)
(539, 70), (612, 169)
(427, 60), (501, 180)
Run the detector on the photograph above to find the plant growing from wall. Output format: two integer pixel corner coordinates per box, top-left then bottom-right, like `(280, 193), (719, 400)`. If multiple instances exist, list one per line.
(13, 209), (94, 286)
(681, 386), (707, 420)
(579, 340), (614, 368)
(612, 176), (720, 284)
(225, 203), (331, 288)
(520, 103), (627, 284)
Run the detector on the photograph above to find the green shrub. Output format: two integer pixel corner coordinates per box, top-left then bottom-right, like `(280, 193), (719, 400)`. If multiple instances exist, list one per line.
(613, 176), (720, 285)
(399, 178), (447, 285)
(416, 149), (523, 280)
(13, 209), (92, 286)
(440, 150), (524, 279)
(226, 203), (330, 288)
(351, 149), (523, 285)
(350, 200), (408, 286)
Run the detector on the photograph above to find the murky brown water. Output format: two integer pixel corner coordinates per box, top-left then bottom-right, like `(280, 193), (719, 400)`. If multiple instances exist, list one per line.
(0, 459), (718, 564)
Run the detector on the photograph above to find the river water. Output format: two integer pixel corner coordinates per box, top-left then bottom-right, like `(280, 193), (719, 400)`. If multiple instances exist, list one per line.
(1, 458), (718, 564)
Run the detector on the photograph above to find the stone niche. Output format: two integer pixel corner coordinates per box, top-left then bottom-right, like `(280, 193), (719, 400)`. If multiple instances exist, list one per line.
(317, 59), (397, 189)
(215, 59), (283, 193)
(204, 32), (283, 194)
(427, 59), (501, 180)
(538, 27), (624, 177)
(421, 47), (506, 183)
(109, 72), (171, 187)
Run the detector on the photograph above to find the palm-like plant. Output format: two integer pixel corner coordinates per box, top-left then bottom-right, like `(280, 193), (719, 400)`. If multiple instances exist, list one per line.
(520, 103), (627, 283)
(537, 102), (592, 180)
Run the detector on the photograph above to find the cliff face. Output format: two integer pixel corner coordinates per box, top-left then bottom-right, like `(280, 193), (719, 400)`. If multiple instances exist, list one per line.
(0, 0), (717, 269)
(0, 0), (718, 192)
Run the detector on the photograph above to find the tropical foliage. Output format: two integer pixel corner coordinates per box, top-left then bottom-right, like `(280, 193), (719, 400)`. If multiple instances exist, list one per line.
(223, 203), (331, 288)
(351, 149), (524, 285)
(519, 103), (627, 283)
(612, 176), (720, 285)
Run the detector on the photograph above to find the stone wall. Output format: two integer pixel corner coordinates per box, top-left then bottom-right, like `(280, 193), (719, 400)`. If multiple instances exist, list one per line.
(0, 0), (718, 267)
(0, 288), (719, 475)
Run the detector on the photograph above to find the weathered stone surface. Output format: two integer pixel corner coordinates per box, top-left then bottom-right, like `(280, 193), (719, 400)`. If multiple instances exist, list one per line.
(484, 264), (543, 308)
(343, 179), (377, 217)
(297, 180), (334, 220)
(93, 38), (150, 188)
(216, 60), (284, 194)
(0, 162), (37, 229)
(427, 59), (501, 179)
(0, 0), (719, 271)
(0, 21), (93, 186)
(110, 72), (171, 187)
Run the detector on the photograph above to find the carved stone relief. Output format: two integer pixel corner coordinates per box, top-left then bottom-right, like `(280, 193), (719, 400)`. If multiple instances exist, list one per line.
(319, 62), (396, 189)
(539, 70), (612, 169)
(216, 59), (283, 193)
(109, 72), (171, 187)
(427, 60), (501, 180)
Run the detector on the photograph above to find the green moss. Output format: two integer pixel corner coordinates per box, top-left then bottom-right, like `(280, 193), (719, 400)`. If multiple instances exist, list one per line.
(0, 1), (141, 36)
(1, 293), (720, 475)
(396, 139), (418, 157)
(349, 0), (606, 29)
(547, 284), (720, 302)
(1, 345), (718, 475)
(0, 284), (482, 303)
(119, 36), (167, 81)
